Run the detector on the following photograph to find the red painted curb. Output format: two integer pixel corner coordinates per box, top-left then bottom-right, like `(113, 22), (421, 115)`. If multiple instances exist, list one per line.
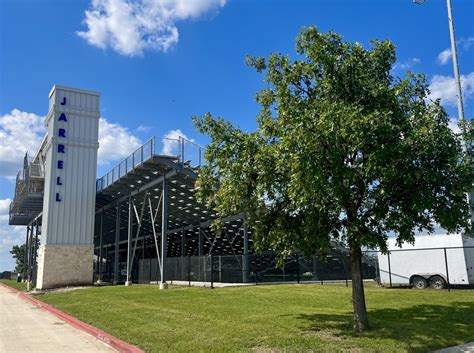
(0, 283), (144, 353)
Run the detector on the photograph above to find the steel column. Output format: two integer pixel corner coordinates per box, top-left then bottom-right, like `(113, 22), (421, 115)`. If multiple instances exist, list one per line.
(160, 177), (168, 289)
(242, 222), (249, 283)
(33, 220), (39, 287)
(27, 225), (34, 290)
(181, 227), (185, 257)
(114, 202), (120, 285)
(198, 227), (203, 256)
(105, 245), (109, 281)
(98, 211), (103, 282)
(23, 226), (30, 282)
(126, 196), (132, 286)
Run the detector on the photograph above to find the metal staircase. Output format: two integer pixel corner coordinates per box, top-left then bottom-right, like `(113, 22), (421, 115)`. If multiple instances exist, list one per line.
(9, 153), (45, 225)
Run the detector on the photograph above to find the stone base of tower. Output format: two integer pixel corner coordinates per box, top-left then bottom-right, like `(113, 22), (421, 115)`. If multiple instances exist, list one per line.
(36, 244), (94, 290)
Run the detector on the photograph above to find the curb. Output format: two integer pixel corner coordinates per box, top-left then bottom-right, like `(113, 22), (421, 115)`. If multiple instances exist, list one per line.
(0, 283), (144, 353)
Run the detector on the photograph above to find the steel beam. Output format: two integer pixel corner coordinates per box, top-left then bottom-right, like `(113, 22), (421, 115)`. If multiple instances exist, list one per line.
(129, 193), (149, 275)
(148, 192), (162, 273)
(96, 169), (178, 213)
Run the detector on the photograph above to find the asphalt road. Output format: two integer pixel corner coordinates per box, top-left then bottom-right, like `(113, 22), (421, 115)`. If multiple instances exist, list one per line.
(0, 285), (115, 352)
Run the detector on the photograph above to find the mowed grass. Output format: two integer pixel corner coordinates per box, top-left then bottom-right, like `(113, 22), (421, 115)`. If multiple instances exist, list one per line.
(38, 283), (473, 352)
(0, 279), (27, 291)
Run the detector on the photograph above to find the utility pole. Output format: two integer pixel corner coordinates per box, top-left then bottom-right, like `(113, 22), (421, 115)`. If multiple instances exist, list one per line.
(445, 0), (465, 122)
(414, 0), (465, 121)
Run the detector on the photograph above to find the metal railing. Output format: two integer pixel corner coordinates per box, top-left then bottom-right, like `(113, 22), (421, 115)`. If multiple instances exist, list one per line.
(96, 136), (202, 192)
(10, 154), (45, 212)
(28, 163), (44, 178)
(9, 202), (36, 218)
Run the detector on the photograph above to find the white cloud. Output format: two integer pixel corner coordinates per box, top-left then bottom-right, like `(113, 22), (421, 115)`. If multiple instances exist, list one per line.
(77, 0), (227, 57)
(436, 37), (474, 66)
(428, 72), (474, 106)
(0, 109), (142, 176)
(98, 118), (142, 164)
(135, 124), (152, 133)
(0, 109), (46, 179)
(161, 129), (193, 155)
(0, 198), (11, 223)
(437, 48), (452, 65)
(448, 118), (461, 134)
(393, 57), (420, 71)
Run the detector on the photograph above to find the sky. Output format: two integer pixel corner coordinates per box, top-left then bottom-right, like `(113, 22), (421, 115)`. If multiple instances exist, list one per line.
(0, 0), (473, 271)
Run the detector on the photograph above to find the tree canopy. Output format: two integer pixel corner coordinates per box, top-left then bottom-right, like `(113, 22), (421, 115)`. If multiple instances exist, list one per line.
(193, 27), (472, 331)
(10, 244), (26, 275)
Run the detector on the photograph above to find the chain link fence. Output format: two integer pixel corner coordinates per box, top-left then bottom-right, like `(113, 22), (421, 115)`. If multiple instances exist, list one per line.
(95, 251), (378, 286)
(95, 246), (474, 290)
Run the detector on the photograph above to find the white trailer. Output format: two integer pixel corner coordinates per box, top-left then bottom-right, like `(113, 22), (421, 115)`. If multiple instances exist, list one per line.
(377, 233), (474, 289)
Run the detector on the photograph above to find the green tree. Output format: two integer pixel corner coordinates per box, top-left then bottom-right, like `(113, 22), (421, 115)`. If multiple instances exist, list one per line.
(10, 244), (26, 275)
(193, 27), (472, 331)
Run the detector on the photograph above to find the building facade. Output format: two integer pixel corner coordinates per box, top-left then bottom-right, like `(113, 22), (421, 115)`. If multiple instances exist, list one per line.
(10, 85), (100, 289)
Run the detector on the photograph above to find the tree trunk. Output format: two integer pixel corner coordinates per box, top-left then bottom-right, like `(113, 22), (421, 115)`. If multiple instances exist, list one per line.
(349, 240), (369, 332)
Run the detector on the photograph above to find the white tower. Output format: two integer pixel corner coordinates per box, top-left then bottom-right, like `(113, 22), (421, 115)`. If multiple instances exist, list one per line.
(36, 85), (100, 289)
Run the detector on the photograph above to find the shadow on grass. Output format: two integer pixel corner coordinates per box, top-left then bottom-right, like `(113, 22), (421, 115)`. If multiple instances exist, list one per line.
(298, 302), (474, 352)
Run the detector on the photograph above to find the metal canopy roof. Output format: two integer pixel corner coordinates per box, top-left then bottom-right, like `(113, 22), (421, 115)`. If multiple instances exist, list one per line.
(94, 138), (249, 257)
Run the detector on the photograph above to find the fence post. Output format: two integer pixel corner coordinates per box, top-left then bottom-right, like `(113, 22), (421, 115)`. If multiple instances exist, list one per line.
(296, 253), (300, 284)
(320, 257), (323, 285)
(343, 254), (349, 287)
(387, 251), (392, 288)
(282, 257), (286, 282)
(188, 255), (191, 287)
(210, 255), (214, 289)
(375, 251), (380, 285)
(444, 248), (451, 292)
(256, 255), (260, 285)
(219, 256), (222, 282)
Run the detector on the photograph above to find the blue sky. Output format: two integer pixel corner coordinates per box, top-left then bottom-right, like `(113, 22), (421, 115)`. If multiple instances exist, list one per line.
(0, 0), (473, 270)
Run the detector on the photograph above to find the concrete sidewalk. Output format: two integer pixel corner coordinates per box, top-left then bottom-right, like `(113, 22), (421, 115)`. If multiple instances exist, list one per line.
(435, 342), (474, 353)
(0, 285), (115, 352)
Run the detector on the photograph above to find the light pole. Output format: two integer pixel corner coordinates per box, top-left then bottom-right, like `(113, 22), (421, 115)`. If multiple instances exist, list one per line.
(414, 0), (465, 121)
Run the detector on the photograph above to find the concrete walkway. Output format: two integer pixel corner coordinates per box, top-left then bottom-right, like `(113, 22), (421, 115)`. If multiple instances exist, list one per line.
(435, 342), (474, 353)
(0, 285), (116, 352)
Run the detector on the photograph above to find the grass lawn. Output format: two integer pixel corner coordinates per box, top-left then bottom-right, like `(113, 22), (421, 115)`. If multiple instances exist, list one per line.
(37, 283), (473, 352)
(0, 279), (27, 291)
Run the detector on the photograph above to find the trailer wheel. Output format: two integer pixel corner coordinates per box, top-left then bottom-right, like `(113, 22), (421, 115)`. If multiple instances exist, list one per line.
(429, 275), (446, 290)
(412, 276), (428, 289)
